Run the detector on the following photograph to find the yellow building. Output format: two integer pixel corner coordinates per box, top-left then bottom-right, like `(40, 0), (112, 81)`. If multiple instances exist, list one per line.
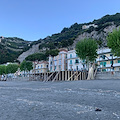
(33, 61), (49, 73)
(96, 48), (120, 72)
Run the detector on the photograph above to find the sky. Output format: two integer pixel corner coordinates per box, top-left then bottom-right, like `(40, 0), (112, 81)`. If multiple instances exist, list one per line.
(0, 0), (120, 41)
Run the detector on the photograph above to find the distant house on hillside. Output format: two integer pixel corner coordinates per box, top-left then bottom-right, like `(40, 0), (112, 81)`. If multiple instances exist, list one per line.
(82, 24), (98, 29)
(0, 36), (4, 43)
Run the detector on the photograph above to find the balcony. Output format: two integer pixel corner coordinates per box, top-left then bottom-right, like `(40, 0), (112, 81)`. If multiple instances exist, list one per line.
(67, 56), (78, 59)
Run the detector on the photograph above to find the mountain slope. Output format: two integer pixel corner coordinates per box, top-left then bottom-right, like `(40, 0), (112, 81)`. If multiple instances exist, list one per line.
(18, 13), (120, 62)
(1, 13), (120, 63)
(0, 37), (31, 64)
(17, 44), (40, 63)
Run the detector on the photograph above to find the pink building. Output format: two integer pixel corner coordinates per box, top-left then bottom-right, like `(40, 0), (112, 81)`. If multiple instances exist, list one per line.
(49, 49), (68, 72)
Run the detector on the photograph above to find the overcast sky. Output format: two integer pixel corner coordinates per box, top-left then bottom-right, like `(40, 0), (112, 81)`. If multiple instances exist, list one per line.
(0, 0), (120, 41)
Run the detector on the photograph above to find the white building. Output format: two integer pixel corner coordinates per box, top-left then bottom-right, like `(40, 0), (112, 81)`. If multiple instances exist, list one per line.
(0, 36), (4, 43)
(67, 50), (83, 71)
(82, 24), (98, 29)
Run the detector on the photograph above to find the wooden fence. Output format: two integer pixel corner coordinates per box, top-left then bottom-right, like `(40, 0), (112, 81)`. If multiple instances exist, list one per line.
(29, 71), (88, 81)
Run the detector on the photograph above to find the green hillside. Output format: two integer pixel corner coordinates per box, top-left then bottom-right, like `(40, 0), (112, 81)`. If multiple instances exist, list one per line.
(33, 13), (120, 50)
(1, 13), (120, 63)
(0, 37), (31, 64)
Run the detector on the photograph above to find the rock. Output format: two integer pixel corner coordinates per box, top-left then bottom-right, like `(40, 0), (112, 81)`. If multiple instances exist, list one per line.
(95, 108), (102, 111)
(17, 44), (40, 63)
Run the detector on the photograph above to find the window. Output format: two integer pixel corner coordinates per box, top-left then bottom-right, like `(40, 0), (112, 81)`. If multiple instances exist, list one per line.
(110, 61), (114, 65)
(66, 55), (67, 58)
(118, 60), (120, 63)
(103, 62), (106, 67)
(55, 61), (57, 66)
(102, 55), (105, 59)
(50, 67), (52, 71)
(110, 54), (113, 56)
(70, 60), (72, 64)
(59, 66), (61, 70)
(59, 60), (61, 65)
(59, 55), (62, 59)
(75, 59), (79, 64)
(55, 66), (56, 70)
(46, 65), (48, 68)
(76, 66), (78, 71)
(41, 65), (42, 68)
(70, 54), (72, 58)
(66, 64), (67, 70)
(100, 62), (106, 67)
(102, 69), (106, 72)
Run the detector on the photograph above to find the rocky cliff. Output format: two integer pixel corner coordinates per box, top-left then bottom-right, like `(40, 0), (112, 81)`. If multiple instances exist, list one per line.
(17, 44), (40, 63)
(70, 24), (119, 50)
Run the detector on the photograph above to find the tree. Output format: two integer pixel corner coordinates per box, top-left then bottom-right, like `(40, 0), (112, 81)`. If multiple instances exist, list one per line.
(75, 38), (98, 68)
(107, 28), (120, 56)
(25, 53), (46, 61)
(26, 61), (33, 71)
(0, 65), (6, 75)
(20, 60), (33, 72)
(6, 64), (19, 74)
(45, 49), (59, 57)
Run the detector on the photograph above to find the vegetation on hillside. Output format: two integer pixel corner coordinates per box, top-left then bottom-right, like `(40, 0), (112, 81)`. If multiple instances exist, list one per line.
(37, 13), (120, 50)
(25, 49), (59, 61)
(107, 27), (120, 56)
(0, 44), (22, 64)
(1, 13), (120, 64)
(0, 37), (31, 64)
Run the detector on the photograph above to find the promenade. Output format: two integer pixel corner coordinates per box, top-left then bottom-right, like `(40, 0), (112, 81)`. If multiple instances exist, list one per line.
(0, 80), (120, 120)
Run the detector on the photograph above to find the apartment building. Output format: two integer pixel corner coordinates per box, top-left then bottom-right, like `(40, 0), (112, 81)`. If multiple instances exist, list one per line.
(33, 61), (49, 73)
(67, 50), (83, 71)
(49, 49), (67, 72)
(32, 48), (120, 73)
(96, 48), (120, 71)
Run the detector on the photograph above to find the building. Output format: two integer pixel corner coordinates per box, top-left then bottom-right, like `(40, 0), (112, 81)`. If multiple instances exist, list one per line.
(82, 24), (98, 29)
(49, 49), (68, 72)
(96, 48), (120, 71)
(33, 61), (49, 73)
(67, 50), (83, 71)
(0, 36), (4, 43)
